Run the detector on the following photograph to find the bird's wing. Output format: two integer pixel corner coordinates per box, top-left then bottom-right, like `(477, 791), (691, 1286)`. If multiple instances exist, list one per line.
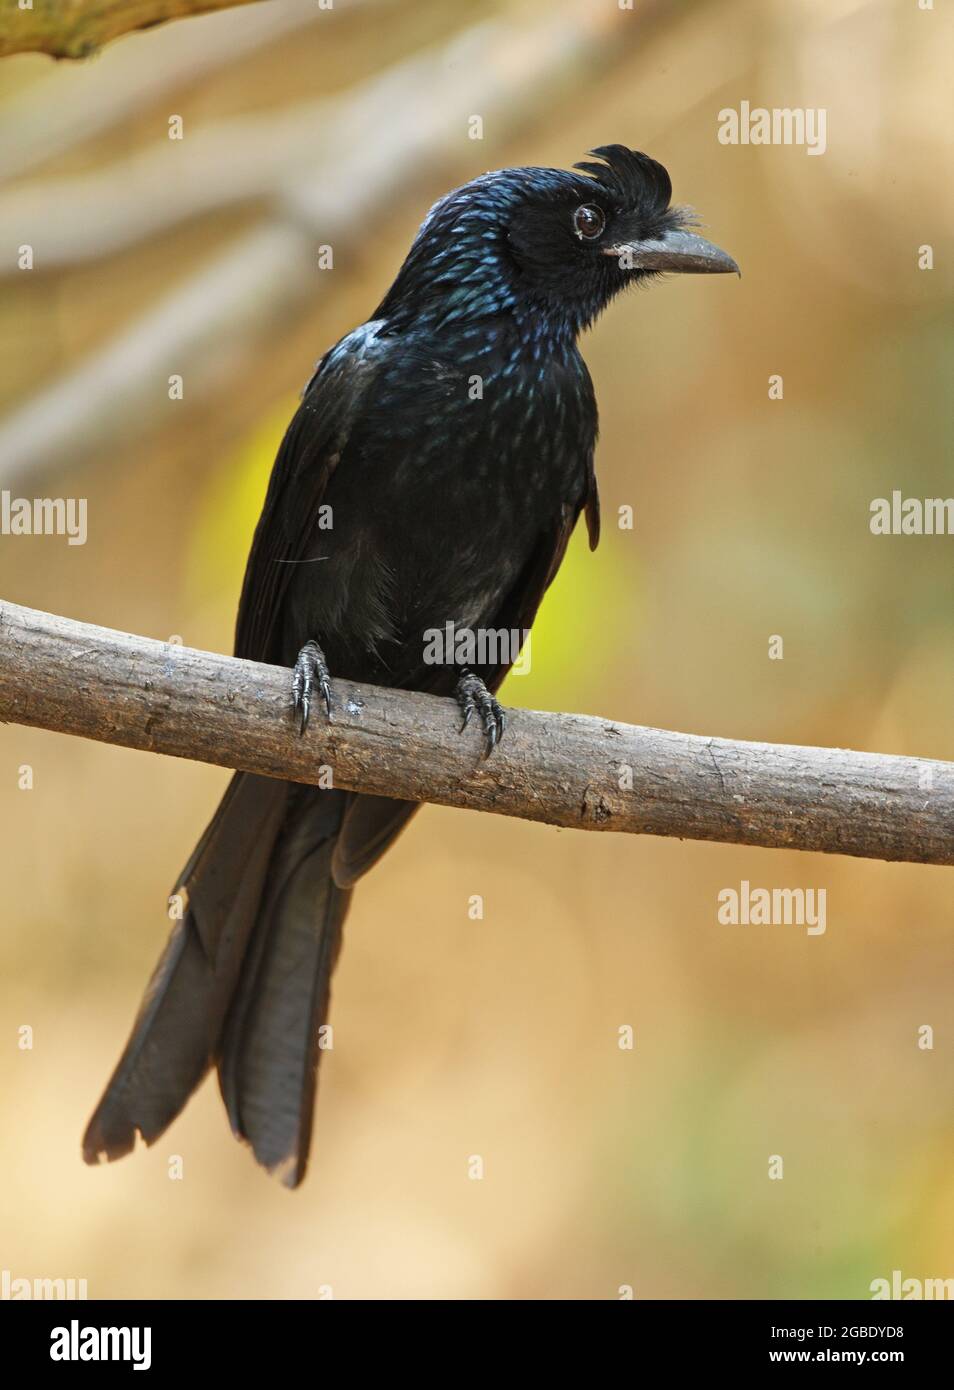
(485, 490), (593, 693)
(583, 449), (601, 550)
(234, 322), (387, 664)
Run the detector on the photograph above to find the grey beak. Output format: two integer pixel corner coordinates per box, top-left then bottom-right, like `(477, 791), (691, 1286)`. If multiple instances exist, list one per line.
(604, 228), (740, 276)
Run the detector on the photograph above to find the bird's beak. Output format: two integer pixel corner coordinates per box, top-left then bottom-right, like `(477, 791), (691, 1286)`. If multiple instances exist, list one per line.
(603, 228), (740, 276)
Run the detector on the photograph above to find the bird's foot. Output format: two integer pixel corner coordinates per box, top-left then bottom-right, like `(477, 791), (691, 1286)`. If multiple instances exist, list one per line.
(292, 639), (332, 735)
(455, 671), (506, 758)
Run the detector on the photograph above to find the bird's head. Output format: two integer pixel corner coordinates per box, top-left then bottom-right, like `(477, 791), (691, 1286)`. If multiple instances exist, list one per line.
(377, 145), (738, 339)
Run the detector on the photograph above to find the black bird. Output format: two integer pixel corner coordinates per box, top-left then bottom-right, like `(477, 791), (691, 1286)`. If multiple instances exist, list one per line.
(83, 146), (737, 1186)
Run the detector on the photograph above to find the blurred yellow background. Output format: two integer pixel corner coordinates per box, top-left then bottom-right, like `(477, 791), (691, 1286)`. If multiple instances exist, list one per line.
(0, 0), (952, 1299)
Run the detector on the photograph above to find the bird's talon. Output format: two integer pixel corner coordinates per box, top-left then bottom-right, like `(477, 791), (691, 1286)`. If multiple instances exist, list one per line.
(455, 672), (506, 758)
(292, 639), (333, 736)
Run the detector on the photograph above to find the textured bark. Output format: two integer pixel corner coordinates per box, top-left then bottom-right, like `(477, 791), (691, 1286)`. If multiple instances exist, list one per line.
(0, 0), (263, 61)
(0, 600), (951, 865)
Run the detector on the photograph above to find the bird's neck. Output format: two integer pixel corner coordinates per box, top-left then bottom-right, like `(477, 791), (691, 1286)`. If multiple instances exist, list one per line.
(511, 299), (589, 355)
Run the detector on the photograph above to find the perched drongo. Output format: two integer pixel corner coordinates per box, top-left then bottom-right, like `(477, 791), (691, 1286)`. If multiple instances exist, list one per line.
(84, 146), (737, 1185)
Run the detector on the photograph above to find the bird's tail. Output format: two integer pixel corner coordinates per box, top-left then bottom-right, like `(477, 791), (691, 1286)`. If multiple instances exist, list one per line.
(82, 773), (351, 1187)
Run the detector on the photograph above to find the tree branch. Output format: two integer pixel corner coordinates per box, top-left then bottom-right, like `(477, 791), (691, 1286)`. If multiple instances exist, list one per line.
(1, 601), (951, 866)
(0, 0), (264, 60)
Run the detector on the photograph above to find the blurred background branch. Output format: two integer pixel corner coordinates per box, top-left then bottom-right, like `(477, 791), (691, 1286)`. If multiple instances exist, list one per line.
(3, 601), (952, 866)
(0, 0), (679, 485)
(0, 0), (265, 60)
(0, 0), (329, 179)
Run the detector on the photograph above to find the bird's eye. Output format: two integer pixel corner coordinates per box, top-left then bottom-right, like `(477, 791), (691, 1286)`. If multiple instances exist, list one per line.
(573, 204), (606, 240)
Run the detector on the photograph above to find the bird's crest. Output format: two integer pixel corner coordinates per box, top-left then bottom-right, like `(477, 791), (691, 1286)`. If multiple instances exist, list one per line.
(573, 145), (673, 217)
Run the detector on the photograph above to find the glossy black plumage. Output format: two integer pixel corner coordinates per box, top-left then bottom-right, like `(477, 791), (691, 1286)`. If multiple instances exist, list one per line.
(83, 147), (737, 1185)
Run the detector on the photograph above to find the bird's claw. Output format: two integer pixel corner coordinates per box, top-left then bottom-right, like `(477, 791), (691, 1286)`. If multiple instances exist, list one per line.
(455, 672), (506, 758)
(292, 639), (332, 735)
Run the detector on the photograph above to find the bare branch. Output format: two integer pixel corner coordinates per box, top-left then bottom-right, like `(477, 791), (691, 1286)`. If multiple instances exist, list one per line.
(0, 0), (265, 61)
(1, 601), (951, 867)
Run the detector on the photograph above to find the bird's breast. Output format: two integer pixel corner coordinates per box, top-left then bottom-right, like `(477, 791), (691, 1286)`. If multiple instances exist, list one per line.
(287, 333), (597, 683)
